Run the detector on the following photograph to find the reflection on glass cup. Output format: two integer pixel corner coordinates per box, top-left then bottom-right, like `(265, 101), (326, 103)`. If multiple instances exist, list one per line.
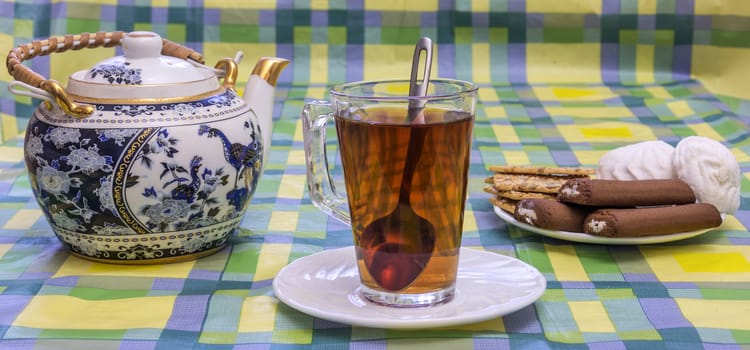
(302, 79), (477, 307)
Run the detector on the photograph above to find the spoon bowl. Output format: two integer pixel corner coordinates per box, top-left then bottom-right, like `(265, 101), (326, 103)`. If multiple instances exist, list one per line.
(359, 126), (435, 291)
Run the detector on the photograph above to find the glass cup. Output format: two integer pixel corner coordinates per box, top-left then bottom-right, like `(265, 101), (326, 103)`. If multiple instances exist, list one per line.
(302, 79), (477, 307)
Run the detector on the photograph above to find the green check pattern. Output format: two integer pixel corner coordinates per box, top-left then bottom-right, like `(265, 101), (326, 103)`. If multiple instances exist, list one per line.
(2, 1), (750, 349)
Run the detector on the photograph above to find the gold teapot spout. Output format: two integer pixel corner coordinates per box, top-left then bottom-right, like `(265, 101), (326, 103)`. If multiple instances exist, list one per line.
(250, 57), (290, 87)
(243, 57), (289, 170)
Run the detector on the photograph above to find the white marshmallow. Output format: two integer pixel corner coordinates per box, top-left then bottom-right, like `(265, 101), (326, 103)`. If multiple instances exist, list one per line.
(596, 140), (676, 180)
(674, 136), (740, 214)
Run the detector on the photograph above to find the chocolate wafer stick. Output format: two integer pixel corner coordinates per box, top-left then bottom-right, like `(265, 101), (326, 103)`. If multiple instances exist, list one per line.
(583, 203), (722, 237)
(514, 198), (591, 232)
(558, 178), (696, 207)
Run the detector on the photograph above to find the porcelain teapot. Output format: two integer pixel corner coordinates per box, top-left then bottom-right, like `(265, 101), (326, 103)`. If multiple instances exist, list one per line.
(6, 31), (289, 263)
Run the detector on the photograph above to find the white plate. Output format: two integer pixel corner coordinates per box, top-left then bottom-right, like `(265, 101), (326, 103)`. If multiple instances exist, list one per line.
(272, 246), (546, 329)
(494, 205), (716, 245)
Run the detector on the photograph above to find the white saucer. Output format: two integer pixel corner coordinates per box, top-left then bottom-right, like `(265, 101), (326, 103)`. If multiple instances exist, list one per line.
(272, 246), (546, 329)
(494, 205), (716, 245)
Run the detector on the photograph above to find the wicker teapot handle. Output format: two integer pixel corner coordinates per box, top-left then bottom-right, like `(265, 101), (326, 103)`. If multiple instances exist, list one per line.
(6, 31), (206, 118)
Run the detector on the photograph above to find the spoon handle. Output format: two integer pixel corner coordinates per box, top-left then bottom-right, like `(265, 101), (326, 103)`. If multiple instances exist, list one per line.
(408, 37), (433, 122)
(398, 127), (427, 203)
(403, 36), (433, 200)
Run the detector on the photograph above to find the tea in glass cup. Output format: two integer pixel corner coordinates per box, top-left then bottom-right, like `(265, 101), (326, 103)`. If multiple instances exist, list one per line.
(302, 79), (477, 307)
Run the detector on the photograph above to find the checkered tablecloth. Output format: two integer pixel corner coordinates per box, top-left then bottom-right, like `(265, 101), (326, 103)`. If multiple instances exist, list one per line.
(1, 1), (750, 349)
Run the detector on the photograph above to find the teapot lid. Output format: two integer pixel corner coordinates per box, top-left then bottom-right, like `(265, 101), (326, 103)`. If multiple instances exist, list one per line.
(66, 31), (221, 102)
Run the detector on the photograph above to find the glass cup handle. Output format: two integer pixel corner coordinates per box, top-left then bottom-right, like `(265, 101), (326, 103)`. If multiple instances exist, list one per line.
(301, 101), (351, 225)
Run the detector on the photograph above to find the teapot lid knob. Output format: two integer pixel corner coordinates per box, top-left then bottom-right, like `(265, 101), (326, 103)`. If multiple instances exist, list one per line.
(122, 31), (162, 59)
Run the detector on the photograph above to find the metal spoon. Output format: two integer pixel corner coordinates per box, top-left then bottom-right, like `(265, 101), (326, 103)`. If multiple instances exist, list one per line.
(359, 37), (437, 292)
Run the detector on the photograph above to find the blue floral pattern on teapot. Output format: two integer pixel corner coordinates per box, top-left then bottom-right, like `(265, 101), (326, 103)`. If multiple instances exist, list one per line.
(25, 90), (264, 261)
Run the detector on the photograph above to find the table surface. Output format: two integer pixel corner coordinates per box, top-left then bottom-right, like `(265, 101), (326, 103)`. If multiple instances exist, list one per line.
(1, 80), (749, 349)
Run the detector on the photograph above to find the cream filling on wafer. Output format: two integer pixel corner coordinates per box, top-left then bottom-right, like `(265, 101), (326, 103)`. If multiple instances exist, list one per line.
(558, 181), (581, 197)
(516, 207), (537, 224)
(586, 219), (607, 233)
